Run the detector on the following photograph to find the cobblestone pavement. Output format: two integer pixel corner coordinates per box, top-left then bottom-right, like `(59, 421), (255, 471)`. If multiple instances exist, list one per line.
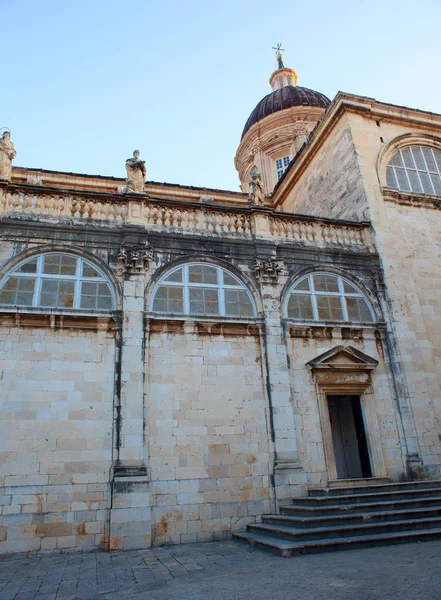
(1, 539), (441, 600)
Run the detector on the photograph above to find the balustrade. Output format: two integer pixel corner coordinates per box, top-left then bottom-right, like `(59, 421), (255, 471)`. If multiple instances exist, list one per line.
(0, 188), (372, 250)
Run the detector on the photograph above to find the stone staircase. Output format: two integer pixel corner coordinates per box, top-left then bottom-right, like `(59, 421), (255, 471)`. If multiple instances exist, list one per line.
(234, 480), (441, 557)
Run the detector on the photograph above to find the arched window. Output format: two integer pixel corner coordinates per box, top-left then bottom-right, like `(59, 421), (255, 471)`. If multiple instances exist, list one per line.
(0, 253), (116, 310)
(151, 263), (256, 318)
(286, 273), (374, 323)
(386, 146), (441, 195)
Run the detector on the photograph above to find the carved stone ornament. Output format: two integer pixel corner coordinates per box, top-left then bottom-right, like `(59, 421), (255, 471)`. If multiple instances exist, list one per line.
(124, 150), (146, 194)
(0, 130), (16, 181)
(117, 240), (153, 273)
(254, 257), (285, 283)
(248, 164), (265, 206)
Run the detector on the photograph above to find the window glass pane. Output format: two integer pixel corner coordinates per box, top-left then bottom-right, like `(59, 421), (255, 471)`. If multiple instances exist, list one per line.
(43, 254), (77, 276)
(82, 262), (102, 278)
(287, 294), (313, 319)
(395, 168), (410, 191)
(422, 147), (437, 172)
(188, 265), (218, 284)
(389, 152), (403, 167)
(40, 279), (75, 308)
(343, 281), (359, 294)
(410, 146), (424, 170)
(224, 289), (253, 317)
(0, 276), (35, 306)
(316, 296), (344, 321)
(407, 170), (422, 193)
(223, 272), (241, 286)
(419, 171), (434, 195)
(80, 281), (112, 310)
(97, 295), (113, 309)
(430, 174), (441, 196)
(386, 166), (398, 188)
(16, 258), (38, 274)
(163, 268), (183, 283)
(346, 297), (373, 322)
(292, 278), (310, 292)
(152, 285), (184, 313)
(313, 274), (339, 293)
(189, 287), (219, 315)
(401, 147), (414, 169)
(434, 149), (441, 172)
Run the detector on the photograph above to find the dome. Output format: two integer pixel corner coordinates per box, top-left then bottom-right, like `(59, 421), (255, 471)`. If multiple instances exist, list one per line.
(241, 85), (331, 140)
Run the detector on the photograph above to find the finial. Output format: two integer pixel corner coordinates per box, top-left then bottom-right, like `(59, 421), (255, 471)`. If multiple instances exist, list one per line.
(272, 42), (285, 69)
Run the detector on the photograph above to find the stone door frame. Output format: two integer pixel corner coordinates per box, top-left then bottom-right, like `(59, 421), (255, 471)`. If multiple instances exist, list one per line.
(307, 346), (387, 482)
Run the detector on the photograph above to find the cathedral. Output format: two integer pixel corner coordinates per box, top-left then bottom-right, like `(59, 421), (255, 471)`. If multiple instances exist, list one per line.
(1, 47), (441, 556)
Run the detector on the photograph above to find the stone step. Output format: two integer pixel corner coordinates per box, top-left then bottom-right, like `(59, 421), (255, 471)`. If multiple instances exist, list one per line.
(248, 516), (441, 543)
(233, 527), (441, 558)
(280, 494), (441, 516)
(262, 505), (441, 529)
(308, 479), (441, 497)
(326, 477), (391, 488)
(292, 486), (441, 506)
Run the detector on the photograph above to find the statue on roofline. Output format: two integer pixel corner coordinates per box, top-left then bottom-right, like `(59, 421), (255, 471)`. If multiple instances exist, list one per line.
(125, 149), (146, 193)
(248, 164), (265, 206)
(0, 129), (16, 181)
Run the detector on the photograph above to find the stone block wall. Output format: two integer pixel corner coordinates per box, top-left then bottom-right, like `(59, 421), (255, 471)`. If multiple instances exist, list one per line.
(347, 112), (441, 475)
(0, 323), (115, 554)
(147, 321), (272, 545)
(280, 115), (369, 221)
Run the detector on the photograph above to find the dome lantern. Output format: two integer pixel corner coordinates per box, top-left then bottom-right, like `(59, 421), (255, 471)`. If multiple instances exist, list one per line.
(234, 45), (330, 196)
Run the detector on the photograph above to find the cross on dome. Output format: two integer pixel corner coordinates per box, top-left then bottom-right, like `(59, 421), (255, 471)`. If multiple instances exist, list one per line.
(272, 43), (285, 69)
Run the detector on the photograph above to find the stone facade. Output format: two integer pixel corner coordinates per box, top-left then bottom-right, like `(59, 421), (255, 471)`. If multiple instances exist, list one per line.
(1, 81), (440, 556)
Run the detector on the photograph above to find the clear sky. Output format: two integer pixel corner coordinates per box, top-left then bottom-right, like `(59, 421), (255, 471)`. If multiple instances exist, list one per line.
(2, 0), (441, 191)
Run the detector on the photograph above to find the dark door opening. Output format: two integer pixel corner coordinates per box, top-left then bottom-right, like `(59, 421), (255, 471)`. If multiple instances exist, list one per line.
(327, 395), (372, 479)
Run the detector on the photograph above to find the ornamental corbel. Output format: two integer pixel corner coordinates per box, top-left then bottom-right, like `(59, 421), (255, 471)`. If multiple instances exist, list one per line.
(254, 257), (286, 283)
(117, 240), (153, 274)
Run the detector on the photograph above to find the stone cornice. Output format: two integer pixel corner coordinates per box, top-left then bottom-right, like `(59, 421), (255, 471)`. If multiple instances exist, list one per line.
(10, 167), (247, 207)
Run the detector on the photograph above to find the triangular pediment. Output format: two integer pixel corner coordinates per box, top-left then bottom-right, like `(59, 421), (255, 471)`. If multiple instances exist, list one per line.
(306, 345), (378, 371)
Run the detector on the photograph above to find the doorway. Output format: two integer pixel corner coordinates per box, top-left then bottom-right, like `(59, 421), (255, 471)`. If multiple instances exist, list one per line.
(327, 395), (372, 479)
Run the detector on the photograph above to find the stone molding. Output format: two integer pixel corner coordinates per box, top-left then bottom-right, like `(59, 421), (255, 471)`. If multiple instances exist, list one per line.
(382, 188), (441, 210)
(147, 317), (262, 337)
(0, 309), (118, 332)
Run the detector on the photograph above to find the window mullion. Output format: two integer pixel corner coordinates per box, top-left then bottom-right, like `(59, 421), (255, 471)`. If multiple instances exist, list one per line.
(33, 256), (44, 307)
(218, 267), (225, 316)
(310, 275), (319, 320)
(338, 277), (349, 321)
(183, 265), (189, 315)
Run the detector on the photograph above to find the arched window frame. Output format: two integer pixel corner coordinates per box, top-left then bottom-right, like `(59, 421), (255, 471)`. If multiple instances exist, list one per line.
(378, 134), (441, 197)
(0, 252), (117, 311)
(150, 262), (257, 318)
(284, 272), (376, 324)
(386, 146), (441, 195)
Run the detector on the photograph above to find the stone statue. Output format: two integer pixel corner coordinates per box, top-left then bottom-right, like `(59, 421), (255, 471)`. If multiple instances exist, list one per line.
(125, 150), (146, 193)
(0, 130), (16, 180)
(249, 164), (265, 206)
